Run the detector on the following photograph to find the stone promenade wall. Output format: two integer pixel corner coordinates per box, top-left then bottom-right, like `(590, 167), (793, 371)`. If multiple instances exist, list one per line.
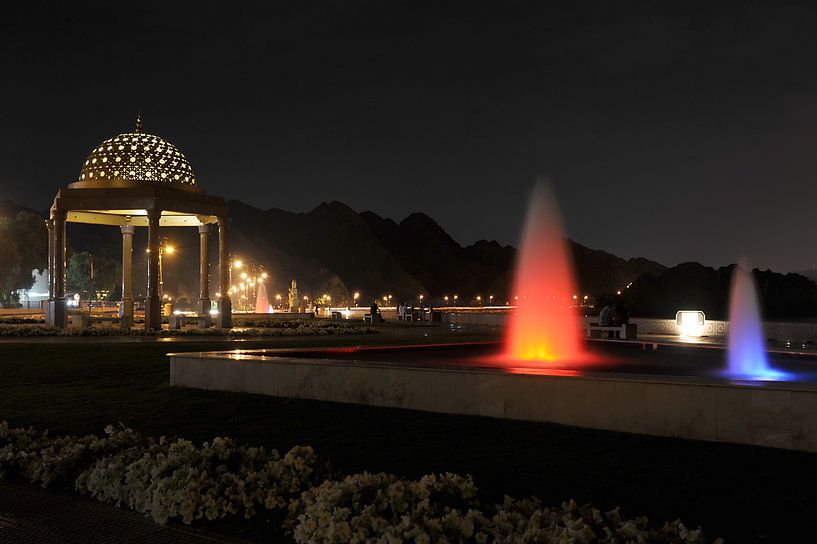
(443, 311), (817, 343)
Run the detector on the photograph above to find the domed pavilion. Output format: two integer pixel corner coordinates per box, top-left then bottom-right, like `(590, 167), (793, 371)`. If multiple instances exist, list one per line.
(46, 115), (232, 330)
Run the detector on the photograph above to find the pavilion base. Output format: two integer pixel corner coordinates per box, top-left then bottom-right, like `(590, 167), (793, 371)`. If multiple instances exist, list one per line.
(119, 299), (134, 330)
(144, 297), (162, 331)
(216, 299), (231, 328)
(45, 299), (67, 328)
(169, 349), (817, 454)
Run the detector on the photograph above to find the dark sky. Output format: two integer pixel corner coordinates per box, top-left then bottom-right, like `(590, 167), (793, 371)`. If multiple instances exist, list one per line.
(2, 1), (817, 271)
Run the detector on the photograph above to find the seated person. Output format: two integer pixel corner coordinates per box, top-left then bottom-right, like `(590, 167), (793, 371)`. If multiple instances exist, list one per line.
(599, 303), (614, 327)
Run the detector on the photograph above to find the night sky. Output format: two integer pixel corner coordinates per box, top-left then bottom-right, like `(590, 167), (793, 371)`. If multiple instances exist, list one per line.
(2, 1), (817, 272)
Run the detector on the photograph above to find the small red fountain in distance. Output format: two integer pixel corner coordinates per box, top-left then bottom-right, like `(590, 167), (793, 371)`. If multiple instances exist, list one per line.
(506, 181), (588, 364)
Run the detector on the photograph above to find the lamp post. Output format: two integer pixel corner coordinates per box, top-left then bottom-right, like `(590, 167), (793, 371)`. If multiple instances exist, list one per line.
(230, 258), (242, 306)
(156, 238), (175, 301)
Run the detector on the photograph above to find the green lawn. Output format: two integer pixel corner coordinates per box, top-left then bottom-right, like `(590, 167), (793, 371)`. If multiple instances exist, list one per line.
(1, 329), (815, 542)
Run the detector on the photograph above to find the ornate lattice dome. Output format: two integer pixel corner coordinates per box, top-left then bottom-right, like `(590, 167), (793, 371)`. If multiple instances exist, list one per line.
(78, 120), (196, 187)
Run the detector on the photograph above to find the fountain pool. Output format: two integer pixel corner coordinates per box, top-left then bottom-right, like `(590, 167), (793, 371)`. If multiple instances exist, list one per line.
(169, 340), (817, 453)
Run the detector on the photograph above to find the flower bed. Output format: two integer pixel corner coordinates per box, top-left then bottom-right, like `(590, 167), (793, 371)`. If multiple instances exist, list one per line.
(0, 422), (324, 526)
(0, 422), (720, 542)
(292, 472), (717, 543)
(0, 316), (45, 325)
(0, 322), (378, 337)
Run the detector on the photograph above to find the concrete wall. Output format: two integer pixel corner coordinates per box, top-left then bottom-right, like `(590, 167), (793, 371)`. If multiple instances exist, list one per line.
(444, 312), (507, 327)
(631, 318), (817, 342)
(443, 311), (817, 343)
(171, 354), (817, 453)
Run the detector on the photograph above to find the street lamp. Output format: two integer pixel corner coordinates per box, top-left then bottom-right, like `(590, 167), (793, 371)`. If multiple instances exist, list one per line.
(353, 292), (360, 307)
(157, 238), (175, 300)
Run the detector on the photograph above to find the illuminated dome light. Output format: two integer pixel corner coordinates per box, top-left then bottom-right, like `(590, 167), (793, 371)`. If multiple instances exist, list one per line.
(77, 115), (197, 188)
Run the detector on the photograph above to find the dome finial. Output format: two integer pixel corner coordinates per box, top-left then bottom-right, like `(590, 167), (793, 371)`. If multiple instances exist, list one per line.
(135, 110), (143, 133)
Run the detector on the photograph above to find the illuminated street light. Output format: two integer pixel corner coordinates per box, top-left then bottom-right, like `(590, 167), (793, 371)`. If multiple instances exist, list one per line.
(157, 237), (175, 300)
(233, 259), (243, 268)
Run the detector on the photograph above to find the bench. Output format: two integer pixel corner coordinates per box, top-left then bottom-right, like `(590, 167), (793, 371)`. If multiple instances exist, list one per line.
(586, 323), (637, 340)
(168, 314), (186, 329)
(68, 314), (120, 329)
(169, 314), (212, 329)
(364, 313), (383, 323)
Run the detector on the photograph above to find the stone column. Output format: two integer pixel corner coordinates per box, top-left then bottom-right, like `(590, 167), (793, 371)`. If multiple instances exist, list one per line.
(198, 224), (211, 315)
(46, 210), (67, 328)
(120, 225), (135, 330)
(216, 216), (232, 328)
(145, 209), (162, 331)
(45, 219), (54, 300)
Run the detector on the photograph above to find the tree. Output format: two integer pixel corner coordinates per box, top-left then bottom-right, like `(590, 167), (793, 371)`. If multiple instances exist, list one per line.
(8, 212), (47, 286)
(67, 252), (120, 301)
(0, 232), (22, 307)
(0, 212), (45, 307)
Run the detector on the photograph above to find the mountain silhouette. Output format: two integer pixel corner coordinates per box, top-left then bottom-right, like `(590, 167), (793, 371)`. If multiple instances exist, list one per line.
(8, 198), (816, 319)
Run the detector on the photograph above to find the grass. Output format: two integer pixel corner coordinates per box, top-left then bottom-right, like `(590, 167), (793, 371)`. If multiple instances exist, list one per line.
(1, 328), (816, 542)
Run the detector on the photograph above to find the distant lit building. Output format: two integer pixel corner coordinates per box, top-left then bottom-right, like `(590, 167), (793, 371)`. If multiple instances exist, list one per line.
(15, 270), (48, 309)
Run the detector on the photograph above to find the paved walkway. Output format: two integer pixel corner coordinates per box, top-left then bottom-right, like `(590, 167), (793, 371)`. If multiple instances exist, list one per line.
(0, 480), (249, 544)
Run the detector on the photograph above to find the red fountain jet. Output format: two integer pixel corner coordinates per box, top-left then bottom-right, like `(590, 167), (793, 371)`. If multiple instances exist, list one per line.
(506, 181), (588, 364)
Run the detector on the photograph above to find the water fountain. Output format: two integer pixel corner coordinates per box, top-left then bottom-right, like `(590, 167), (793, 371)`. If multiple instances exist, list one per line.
(169, 185), (817, 454)
(506, 181), (587, 364)
(255, 281), (271, 314)
(725, 264), (787, 381)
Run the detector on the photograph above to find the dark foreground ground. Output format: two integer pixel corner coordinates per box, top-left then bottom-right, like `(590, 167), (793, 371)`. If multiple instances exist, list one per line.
(1, 325), (816, 542)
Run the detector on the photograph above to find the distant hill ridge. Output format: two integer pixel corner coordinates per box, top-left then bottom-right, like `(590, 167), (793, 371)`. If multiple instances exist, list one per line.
(4, 198), (817, 318)
(227, 199), (666, 303)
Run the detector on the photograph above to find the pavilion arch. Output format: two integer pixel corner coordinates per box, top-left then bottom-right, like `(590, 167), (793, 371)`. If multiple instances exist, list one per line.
(46, 116), (232, 330)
